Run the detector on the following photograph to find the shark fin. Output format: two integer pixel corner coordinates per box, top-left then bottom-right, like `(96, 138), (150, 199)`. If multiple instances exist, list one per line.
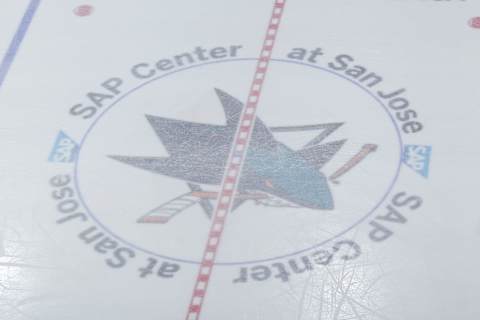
(109, 155), (170, 172)
(109, 155), (223, 185)
(214, 88), (242, 127)
(214, 88), (275, 144)
(304, 123), (344, 148)
(296, 139), (346, 169)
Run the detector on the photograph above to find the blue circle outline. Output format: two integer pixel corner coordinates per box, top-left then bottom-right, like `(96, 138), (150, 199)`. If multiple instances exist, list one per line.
(74, 58), (404, 266)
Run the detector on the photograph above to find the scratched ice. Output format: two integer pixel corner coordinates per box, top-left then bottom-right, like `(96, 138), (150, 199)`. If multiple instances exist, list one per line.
(1, 1), (480, 320)
(238, 251), (395, 320)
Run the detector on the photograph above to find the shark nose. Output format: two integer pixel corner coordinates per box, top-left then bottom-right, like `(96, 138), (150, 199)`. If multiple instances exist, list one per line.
(302, 187), (334, 210)
(314, 195), (334, 210)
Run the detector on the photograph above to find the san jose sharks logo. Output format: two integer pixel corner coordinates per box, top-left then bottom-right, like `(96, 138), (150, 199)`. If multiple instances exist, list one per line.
(109, 89), (376, 224)
(58, 57), (413, 264)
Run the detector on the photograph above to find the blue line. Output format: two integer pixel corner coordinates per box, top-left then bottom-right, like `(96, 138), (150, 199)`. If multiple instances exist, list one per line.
(0, 0), (41, 90)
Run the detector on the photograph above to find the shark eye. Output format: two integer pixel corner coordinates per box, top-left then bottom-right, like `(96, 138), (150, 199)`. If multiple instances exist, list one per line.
(265, 180), (274, 189)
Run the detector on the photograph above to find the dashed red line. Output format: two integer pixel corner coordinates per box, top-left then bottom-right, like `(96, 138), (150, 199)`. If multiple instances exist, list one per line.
(470, 17), (480, 29)
(184, 1), (287, 319)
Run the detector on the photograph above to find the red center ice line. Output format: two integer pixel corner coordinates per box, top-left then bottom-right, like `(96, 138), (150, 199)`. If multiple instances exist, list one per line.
(184, 1), (287, 319)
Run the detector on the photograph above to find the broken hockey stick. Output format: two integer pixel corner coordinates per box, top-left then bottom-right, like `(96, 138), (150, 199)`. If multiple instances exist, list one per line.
(329, 144), (378, 184)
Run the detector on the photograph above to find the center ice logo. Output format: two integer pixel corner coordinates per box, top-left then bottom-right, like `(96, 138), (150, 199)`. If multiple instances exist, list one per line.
(109, 89), (377, 223)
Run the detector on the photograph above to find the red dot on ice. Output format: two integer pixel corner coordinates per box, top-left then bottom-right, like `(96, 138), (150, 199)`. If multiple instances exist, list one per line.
(74, 5), (94, 17)
(469, 17), (480, 29)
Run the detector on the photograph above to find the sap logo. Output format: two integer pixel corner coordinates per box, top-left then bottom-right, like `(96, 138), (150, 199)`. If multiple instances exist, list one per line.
(49, 131), (78, 163)
(403, 145), (431, 178)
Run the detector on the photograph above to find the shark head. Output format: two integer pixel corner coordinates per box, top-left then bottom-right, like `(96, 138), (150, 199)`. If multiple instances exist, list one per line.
(244, 143), (334, 210)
